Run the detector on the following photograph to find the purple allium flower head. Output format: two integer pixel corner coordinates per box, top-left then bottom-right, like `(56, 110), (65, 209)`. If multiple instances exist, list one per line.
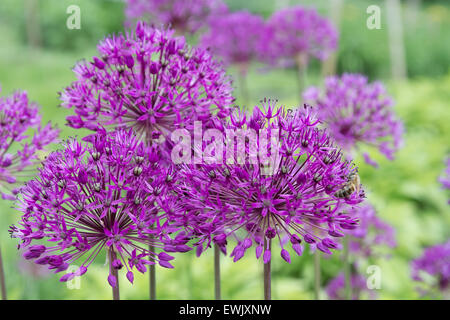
(177, 100), (365, 262)
(345, 203), (396, 258)
(200, 11), (266, 73)
(11, 129), (189, 286)
(0, 88), (59, 200)
(263, 6), (338, 66)
(60, 22), (233, 146)
(411, 240), (450, 293)
(326, 272), (376, 300)
(125, 0), (228, 35)
(303, 73), (403, 166)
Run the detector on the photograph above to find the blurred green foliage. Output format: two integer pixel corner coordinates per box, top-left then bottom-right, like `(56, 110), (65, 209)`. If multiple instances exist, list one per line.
(0, 0), (449, 78)
(0, 0), (448, 300)
(0, 0), (125, 52)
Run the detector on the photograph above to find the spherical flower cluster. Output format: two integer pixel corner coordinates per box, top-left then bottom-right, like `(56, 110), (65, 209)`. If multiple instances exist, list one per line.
(411, 240), (450, 294)
(263, 6), (338, 65)
(345, 203), (396, 258)
(60, 22), (234, 146)
(303, 73), (403, 166)
(125, 0), (228, 35)
(10, 129), (190, 287)
(177, 100), (365, 263)
(200, 11), (266, 73)
(326, 272), (376, 300)
(0, 88), (59, 200)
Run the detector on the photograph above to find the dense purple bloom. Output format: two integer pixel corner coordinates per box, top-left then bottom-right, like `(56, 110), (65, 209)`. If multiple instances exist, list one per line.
(176, 100), (365, 263)
(125, 0), (228, 35)
(0, 88), (59, 200)
(345, 203), (396, 258)
(263, 6), (338, 66)
(200, 11), (266, 73)
(11, 129), (189, 287)
(60, 22), (233, 146)
(326, 272), (376, 300)
(411, 240), (450, 294)
(303, 73), (403, 166)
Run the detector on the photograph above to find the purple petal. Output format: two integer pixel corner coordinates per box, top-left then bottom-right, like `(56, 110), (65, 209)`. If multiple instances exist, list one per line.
(126, 271), (134, 284)
(281, 249), (291, 263)
(159, 260), (174, 269)
(292, 243), (303, 256)
(108, 274), (117, 288)
(263, 250), (271, 264)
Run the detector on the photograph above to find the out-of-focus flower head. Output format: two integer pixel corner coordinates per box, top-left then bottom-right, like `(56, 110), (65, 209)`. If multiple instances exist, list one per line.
(326, 271), (377, 300)
(60, 22), (234, 147)
(345, 203), (396, 258)
(411, 240), (450, 295)
(11, 129), (191, 287)
(176, 99), (365, 263)
(125, 0), (228, 35)
(303, 73), (403, 167)
(0, 88), (59, 200)
(263, 6), (338, 66)
(200, 10), (266, 73)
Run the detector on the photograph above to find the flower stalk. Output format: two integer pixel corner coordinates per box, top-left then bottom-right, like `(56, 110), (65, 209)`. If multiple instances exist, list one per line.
(264, 238), (271, 300)
(238, 65), (249, 107)
(343, 237), (352, 300)
(295, 53), (308, 103)
(149, 243), (156, 300)
(314, 250), (321, 300)
(0, 245), (6, 300)
(214, 244), (221, 300)
(110, 249), (120, 301)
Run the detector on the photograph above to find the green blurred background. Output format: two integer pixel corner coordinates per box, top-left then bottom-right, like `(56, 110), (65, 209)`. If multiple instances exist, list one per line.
(0, 0), (449, 299)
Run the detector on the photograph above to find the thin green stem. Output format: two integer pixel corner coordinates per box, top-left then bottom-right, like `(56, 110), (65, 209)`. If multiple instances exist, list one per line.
(263, 238), (271, 300)
(295, 54), (308, 104)
(110, 250), (120, 300)
(343, 237), (352, 300)
(0, 245), (6, 300)
(238, 67), (249, 107)
(149, 243), (156, 300)
(314, 250), (321, 300)
(214, 244), (221, 300)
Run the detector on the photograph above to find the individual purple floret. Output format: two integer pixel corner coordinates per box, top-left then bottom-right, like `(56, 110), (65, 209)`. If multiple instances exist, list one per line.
(411, 240), (450, 295)
(345, 203), (396, 258)
(200, 10), (266, 74)
(176, 100), (365, 263)
(303, 73), (403, 167)
(11, 129), (190, 287)
(125, 0), (228, 35)
(60, 22), (233, 146)
(0, 88), (59, 200)
(326, 272), (376, 300)
(263, 6), (338, 66)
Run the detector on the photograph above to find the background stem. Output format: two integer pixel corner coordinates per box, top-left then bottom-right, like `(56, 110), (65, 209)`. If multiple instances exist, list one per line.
(343, 237), (352, 300)
(149, 243), (156, 300)
(263, 238), (271, 300)
(238, 66), (249, 107)
(0, 245), (6, 300)
(214, 244), (221, 300)
(314, 250), (321, 300)
(110, 250), (120, 300)
(295, 53), (308, 104)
